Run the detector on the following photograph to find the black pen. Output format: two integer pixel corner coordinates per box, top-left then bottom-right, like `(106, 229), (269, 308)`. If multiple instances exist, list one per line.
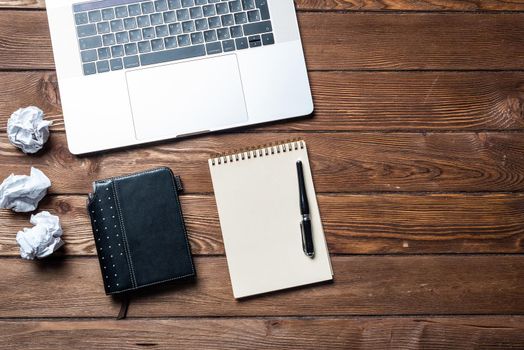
(297, 160), (315, 258)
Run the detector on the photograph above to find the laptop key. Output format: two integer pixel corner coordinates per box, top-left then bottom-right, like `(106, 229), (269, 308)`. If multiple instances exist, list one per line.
(81, 49), (98, 62)
(235, 37), (248, 50)
(137, 15), (151, 27)
(182, 0), (195, 7)
(115, 6), (129, 18)
(195, 18), (209, 31)
(229, 0), (242, 12)
(230, 25), (242, 37)
(206, 41), (222, 54)
(96, 60), (110, 73)
(75, 12), (89, 25)
(155, 0), (169, 11)
(169, 22), (183, 35)
(176, 8), (190, 21)
(221, 14), (234, 26)
(222, 40), (235, 52)
(234, 12), (247, 24)
(261, 32), (274, 45)
(88, 10), (102, 23)
(150, 13), (163, 25)
(83, 62), (96, 75)
(124, 18), (137, 30)
(242, 0), (255, 10)
(140, 44), (206, 66)
(102, 33), (116, 46)
(216, 2), (228, 14)
(255, 0), (270, 20)
(190, 6), (204, 19)
(247, 9), (260, 22)
(242, 20), (271, 36)
(156, 25), (169, 37)
(163, 11), (177, 23)
(97, 21), (111, 34)
(208, 16), (221, 28)
(217, 27), (230, 40)
(195, 0), (207, 4)
(116, 31), (130, 44)
(110, 19), (124, 32)
(177, 34), (191, 46)
(164, 36), (178, 48)
(124, 55), (140, 68)
(191, 31), (204, 44)
(77, 24), (97, 38)
(168, 0), (182, 9)
(143, 27), (156, 39)
(111, 45), (125, 57)
(79, 36), (102, 50)
(248, 34), (261, 47)
(151, 38), (165, 51)
(129, 4), (142, 16)
(125, 43), (138, 55)
(98, 47), (111, 59)
(129, 29), (143, 41)
(203, 4), (216, 16)
(138, 40), (152, 53)
(182, 20), (195, 33)
(222, 39), (235, 52)
(110, 58), (123, 70)
(101, 8), (115, 21)
(142, 2), (155, 14)
(204, 29), (217, 42)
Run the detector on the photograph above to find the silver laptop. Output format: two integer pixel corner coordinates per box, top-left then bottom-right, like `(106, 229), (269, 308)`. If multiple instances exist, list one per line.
(47, 0), (313, 154)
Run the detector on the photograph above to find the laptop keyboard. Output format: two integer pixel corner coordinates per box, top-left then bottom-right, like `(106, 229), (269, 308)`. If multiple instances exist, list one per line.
(73, 0), (274, 75)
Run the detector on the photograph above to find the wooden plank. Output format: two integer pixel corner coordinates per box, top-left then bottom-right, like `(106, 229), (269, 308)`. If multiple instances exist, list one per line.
(1, 132), (523, 194)
(2, 71), (524, 133)
(0, 256), (523, 317)
(3, 0), (524, 11)
(1, 12), (524, 70)
(1, 194), (523, 256)
(2, 317), (524, 349)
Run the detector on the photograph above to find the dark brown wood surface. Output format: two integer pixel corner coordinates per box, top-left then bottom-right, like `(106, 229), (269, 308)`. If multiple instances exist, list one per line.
(0, 0), (523, 348)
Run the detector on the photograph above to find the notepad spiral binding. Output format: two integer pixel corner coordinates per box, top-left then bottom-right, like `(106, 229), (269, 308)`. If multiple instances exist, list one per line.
(210, 140), (306, 166)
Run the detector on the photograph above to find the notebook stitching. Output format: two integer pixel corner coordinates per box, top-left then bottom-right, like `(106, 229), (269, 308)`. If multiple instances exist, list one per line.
(106, 272), (195, 294)
(112, 181), (137, 289)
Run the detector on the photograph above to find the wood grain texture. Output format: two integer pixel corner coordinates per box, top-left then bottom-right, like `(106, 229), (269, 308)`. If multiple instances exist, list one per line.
(1, 256), (523, 317)
(1, 194), (523, 256)
(1, 12), (524, 70)
(3, 0), (524, 11)
(2, 317), (524, 349)
(1, 132), (523, 194)
(2, 71), (524, 132)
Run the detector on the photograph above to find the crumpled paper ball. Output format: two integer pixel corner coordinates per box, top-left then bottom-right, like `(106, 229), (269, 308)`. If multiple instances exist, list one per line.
(16, 211), (64, 260)
(7, 106), (52, 154)
(0, 167), (51, 212)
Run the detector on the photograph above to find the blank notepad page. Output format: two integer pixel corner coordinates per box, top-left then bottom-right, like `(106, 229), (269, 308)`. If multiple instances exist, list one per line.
(209, 140), (333, 298)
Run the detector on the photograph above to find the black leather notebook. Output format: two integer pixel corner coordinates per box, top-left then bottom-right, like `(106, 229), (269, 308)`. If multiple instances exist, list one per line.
(87, 167), (195, 295)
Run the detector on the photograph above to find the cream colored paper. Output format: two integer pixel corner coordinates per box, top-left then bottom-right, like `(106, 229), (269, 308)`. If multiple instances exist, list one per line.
(209, 140), (333, 298)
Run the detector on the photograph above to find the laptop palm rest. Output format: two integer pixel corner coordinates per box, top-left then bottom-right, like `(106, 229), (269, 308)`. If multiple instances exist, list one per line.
(126, 54), (249, 141)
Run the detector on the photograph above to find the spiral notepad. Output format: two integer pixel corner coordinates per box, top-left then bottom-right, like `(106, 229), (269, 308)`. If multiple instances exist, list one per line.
(209, 140), (333, 298)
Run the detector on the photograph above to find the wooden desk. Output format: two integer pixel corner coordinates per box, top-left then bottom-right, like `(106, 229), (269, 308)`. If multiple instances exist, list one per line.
(1, 1), (524, 348)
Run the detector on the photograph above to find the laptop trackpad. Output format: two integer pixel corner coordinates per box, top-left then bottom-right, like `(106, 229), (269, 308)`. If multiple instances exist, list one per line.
(126, 54), (248, 140)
